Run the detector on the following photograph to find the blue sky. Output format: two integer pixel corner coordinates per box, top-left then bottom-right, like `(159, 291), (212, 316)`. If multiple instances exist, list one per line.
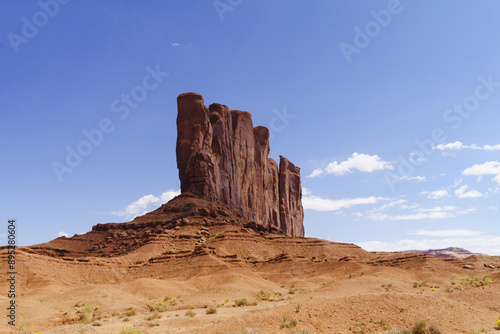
(1, 0), (500, 254)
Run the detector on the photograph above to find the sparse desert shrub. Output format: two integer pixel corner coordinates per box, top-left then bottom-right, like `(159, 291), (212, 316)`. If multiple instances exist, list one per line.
(235, 298), (248, 306)
(185, 309), (196, 317)
(206, 307), (217, 314)
(280, 316), (298, 329)
(146, 312), (161, 320)
(388, 320), (442, 334)
(92, 320), (103, 326)
(80, 304), (94, 324)
(411, 320), (442, 334)
(295, 303), (302, 313)
(289, 288), (295, 294)
(120, 328), (143, 334)
(495, 318), (500, 329)
(18, 317), (33, 334)
(124, 308), (136, 317)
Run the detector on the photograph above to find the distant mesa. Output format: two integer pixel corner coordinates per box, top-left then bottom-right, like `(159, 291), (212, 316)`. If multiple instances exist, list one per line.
(175, 92), (304, 237)
(404, 247), (478, 259)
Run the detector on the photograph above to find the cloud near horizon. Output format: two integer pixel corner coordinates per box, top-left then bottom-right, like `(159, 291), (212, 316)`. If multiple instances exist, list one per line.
(308, 152), (393, 177)
(112, 189), (180, 219)
(302, 190), (389, 212)
(366, 205), (462, 221)
(410, 229), (483, 237)
(357, 233), (500, 256)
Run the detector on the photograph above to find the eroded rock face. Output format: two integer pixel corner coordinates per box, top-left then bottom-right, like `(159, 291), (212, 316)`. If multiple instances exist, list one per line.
(176, 92), (304, 237)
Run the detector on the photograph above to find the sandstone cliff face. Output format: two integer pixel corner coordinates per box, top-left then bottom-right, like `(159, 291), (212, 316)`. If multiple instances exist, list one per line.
(176, 92), (304, 237)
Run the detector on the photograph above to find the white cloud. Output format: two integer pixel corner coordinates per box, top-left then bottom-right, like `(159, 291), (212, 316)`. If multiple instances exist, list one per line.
(370, 199), (407, 212)
(419, 206), (457, 212)
(171, 42), (180, 47)
(357, 235), (500, 256)
(302, 193), (389, 212)
(435, 141), (500, 151)
(456, 208), (476, 214)
(367, 205), (457, 221)
(58, 231), (69, 238)
(455, 185), (483, 199)
(308, 152), (393, 177)
(462, 161), (500, 185)
(368, 211), (453, 221)
(419, 190), (448, 199)
(463, 161), (500, 175)
(400, 175), (426, 182)
(410, 229), (483, 237)
(112, 189), (180, 219)
(434, 141), (468, 150)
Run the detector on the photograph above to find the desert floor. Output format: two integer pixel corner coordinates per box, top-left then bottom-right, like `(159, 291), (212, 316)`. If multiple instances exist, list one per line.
(1, 224), (499, 333)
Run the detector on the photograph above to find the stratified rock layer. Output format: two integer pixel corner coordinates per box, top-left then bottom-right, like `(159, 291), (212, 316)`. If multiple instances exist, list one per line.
(176, 92), (304, 237)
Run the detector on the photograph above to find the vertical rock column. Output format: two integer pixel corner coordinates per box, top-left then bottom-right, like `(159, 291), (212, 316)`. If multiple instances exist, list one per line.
(175, 92), (304, 237)
(279, 156), (304, 237)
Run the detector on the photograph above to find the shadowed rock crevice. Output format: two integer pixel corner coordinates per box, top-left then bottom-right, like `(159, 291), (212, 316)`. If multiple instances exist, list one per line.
(176, 92), (304, 237)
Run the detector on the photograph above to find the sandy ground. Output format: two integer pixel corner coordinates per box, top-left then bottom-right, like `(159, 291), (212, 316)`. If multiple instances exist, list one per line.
(1, 224), (499, 333)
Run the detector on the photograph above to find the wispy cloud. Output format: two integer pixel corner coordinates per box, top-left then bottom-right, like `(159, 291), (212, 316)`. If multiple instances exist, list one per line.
(58, 231), (69, 238)
(419, 189), (448, 199)
(435, 141), (500, 151)
(112, 189), (180, 219)
(309, 152), (393, 177)
(171, 42), (180, 47)
(367, 205), (457, 221)
(455, 185), (483, 199)
(410, 229), (483, 237)
(371, 199), (407, 212)
(302, 192), (389, 212)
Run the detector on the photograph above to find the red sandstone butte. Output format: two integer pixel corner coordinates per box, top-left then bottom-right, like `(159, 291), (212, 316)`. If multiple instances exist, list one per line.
(176, 92), (304, 237)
